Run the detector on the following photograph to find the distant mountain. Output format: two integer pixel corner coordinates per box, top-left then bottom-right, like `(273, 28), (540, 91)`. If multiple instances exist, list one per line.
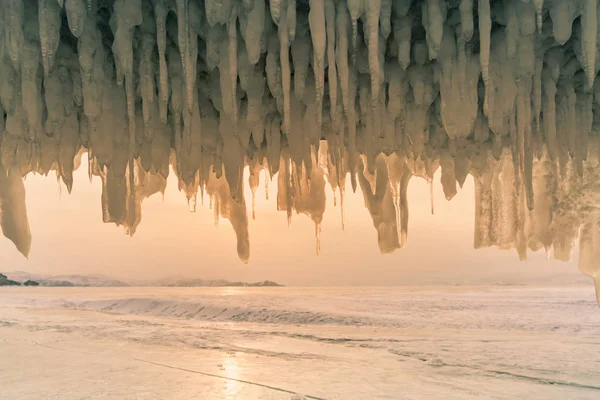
(250, 280), (283, 287)
(150, 277), (284, 287)
(5, 272), (129, 287)
(4, 272), (282, 288)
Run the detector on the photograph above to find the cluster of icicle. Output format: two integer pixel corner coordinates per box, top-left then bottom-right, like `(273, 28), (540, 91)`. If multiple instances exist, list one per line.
(1, 0), (600, 302)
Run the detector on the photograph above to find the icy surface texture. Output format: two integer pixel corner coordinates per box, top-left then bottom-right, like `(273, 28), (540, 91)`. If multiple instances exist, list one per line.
(1, 0), (600, 301)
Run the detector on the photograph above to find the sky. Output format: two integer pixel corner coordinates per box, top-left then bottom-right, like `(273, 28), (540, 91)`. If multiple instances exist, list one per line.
(0, 156), (588, 286)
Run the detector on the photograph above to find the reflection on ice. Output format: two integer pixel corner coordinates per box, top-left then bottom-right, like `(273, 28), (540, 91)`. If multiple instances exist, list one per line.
(1, 0), (600, 301)
(1, 286), (599, 399)
(221, 353), (241, 399)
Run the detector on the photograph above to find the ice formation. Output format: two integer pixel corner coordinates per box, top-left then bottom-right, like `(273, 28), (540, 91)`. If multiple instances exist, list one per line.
(1, 0), (600, 302)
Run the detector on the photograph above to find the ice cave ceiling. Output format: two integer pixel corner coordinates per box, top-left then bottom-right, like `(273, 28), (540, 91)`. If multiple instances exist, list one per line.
(0, 0), (599, 300)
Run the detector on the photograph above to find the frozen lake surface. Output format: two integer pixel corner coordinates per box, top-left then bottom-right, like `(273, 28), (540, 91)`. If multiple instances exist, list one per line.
(1, 286), (599, 399)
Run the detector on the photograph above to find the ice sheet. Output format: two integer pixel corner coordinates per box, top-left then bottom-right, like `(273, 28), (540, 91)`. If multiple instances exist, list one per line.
(1, 286), (599, 399)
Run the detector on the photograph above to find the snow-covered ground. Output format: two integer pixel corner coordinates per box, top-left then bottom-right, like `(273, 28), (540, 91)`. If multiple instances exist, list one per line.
(1, 286), (599, 399)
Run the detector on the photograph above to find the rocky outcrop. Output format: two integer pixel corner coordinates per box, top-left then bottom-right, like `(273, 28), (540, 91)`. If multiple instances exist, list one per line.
(0, 274), (22, 286)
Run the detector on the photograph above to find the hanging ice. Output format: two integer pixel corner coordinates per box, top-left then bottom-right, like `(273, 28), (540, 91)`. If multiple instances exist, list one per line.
(0, 0), (598, 304)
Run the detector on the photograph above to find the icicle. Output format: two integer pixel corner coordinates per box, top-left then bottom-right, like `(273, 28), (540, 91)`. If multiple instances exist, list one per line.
(398, 165), (411, 249)
(517, 78), (534, 210)
(65, 0), (86, 38)
(112, 0), (142, 158)
(291, 16), (311, 101)
(309, 0), (326, 132)
(279, 1), (291, 134)
(154, 0), (169, 122)
(478, 0), (491, 115)
(287, 0), (296, 42)
(176, 0), (189, 85)
(367, 0), (382, 106)
(325, 0), (338, 124)
(39, 0), (62, 76)
(266, 32), (283, 110)
(271, 0), (282, 25)
(581, 0), (598, 88)
(88, 150), (93, 183)
(460, 0), (474, 41)
(0, 166), (32, 258)
(265, 173), (269, 201)
(228, 7), (239, 128)
(542, 48), (562, 159)
(205, 0), (219, 26)
(169, 46), (185, 155)
(380, 0), (392, 39)
(394, 14), (411, 70)
(245, 0), (265, 65)
(423, 0), (446, 60)
(206, 24), (223, 71)
(533, 57), (543, 135)
(184, 0), (202, 115)
(532, 0), (544, 33)
(549, 0), (579, 45)
(430, 179), (434, 215)
(505, 0), (519, 60)
(0, 103), (4, 133)
(347, 0), (362, 61)
(5, 0), (25, 69)
(340, 187), (346, 230)
(336, 2), (351, 116)
(140, 5), (157, 129)
(188, 188), (198, 212)
(252, 187), (256, 219)
(315, 222), (321, 255)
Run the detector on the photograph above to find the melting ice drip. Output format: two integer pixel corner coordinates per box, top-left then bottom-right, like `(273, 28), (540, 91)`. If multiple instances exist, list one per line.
(0, 0), (600, 302)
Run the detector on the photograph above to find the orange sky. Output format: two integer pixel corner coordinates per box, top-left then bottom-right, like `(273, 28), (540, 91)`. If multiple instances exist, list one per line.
(0, 157), (585, 286)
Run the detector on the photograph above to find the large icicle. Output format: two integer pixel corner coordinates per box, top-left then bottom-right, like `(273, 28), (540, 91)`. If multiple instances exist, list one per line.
(309, 0), (326, 133)
(423, 0), (446, 60)
(184, 0), (202, 115)
(393, 0), (412, 70)
(139, 3), (157, 129)
(154, 0), (169, 122)
(291, 12), (311, 101)
(279, 0), (291, 134)
(325, 0), (338, 125)
(336, 1), (351, 116)
(581, 0), (598, 88)
(347, 0), (362, 61)
(38, 0), (62, 76)
(5, 0), (25, 69)
(65, 0), (86, 38)
(228, 6), (239, 128)
(478, 0), (491, 114)
(244, 0), (265, 65)
(0, 165), (32, 257)
(366, 0), (382, 106)
(112, 0), (142, 157)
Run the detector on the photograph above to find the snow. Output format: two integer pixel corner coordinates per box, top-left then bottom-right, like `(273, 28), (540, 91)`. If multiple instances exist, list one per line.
(1, 286), (599, 399)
